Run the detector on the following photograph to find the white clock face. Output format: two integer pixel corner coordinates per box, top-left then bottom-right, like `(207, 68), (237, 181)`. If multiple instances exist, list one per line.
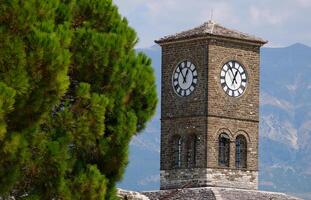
(172, 60), (198, 97)
(220, 61), (247, 97)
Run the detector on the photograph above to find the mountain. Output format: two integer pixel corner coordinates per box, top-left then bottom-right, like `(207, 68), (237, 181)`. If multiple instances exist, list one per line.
(259, 43), (311, 199)
(118, 43), (311, 199)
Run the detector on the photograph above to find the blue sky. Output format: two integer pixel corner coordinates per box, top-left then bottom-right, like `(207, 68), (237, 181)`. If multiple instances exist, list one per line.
(114, 0), (311, 48)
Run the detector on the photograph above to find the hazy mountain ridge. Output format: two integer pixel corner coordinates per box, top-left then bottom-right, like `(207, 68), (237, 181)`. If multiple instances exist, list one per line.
(260, 43), (311, 199)
(118, 43), (311, 199)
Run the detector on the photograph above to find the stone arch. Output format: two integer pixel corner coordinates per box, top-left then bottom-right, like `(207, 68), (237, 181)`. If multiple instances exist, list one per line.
(234, 130), (251, 143)
(216, 128), (234, 140)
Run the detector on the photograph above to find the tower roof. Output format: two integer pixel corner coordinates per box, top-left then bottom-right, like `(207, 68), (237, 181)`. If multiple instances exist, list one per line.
(155, 21), (267, 45)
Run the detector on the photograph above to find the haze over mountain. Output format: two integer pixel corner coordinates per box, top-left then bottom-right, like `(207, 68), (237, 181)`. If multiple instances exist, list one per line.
(118, 43), (311, 200)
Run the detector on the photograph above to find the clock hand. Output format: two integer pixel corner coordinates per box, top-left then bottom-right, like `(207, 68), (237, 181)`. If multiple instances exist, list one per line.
(227, 63), (235, 83)
(232, 70), (239, 85)
(179, 66), (186, 81)
(183, 69), (189, 83)
(231, 61), (239, 85)
(227, 62), (239, 85)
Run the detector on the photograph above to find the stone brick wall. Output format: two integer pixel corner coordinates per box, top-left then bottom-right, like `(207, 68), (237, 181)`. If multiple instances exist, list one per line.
(160, 168), (209, 190)
(159, 37), (261, 190)
(160, 39), (209, 190)
(161, 39), (208, 119)
(205, 39), (260, 189)
(160, 168), (257, 190)
(207, 39), (260, 121)
(161, 116), (207, 170)
(205, 168), (258, 189)
(206, 116), (258, 170)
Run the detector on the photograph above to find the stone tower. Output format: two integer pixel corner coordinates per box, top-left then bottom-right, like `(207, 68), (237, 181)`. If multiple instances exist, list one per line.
(156, 21), (267, 190)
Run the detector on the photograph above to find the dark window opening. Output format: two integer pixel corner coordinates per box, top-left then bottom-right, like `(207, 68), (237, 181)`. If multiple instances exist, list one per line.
(172, 136), (182, 168)
(218, 133), (230, 167)
(187, 135), (198, 168)
(236, 135), (247, 168)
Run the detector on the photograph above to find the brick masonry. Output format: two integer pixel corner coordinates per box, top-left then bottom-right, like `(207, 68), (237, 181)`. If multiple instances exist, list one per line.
(159, 36), (262, 190)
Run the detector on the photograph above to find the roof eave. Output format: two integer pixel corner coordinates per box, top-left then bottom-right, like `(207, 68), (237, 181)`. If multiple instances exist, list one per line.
(155, 34), (267, 46)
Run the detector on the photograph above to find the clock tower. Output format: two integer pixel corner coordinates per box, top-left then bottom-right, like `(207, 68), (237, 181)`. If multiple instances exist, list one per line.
(156, 21), (267, 190)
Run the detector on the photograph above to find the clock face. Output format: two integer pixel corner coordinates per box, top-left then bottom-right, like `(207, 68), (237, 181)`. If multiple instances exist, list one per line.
(172, 60), (198, 97)
(220, 61), (247, 97)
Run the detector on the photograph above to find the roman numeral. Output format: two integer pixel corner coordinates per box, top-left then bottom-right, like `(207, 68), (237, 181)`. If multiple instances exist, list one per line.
(221, 82), (227, 88)
(183, 61), (187, 68)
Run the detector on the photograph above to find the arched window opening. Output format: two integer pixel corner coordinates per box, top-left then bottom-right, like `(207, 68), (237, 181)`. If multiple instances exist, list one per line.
(236, 135), (247, 168)
(218, 133), (230, 167)
(187, 135), (198, 168)
(172, 136), (182, 168)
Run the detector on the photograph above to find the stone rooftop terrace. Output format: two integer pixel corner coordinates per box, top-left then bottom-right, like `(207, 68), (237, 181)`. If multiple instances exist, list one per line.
(141, 187), (301, 200)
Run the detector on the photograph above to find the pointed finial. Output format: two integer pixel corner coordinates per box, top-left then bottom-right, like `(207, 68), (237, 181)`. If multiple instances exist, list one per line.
(210, 9), (214, 23)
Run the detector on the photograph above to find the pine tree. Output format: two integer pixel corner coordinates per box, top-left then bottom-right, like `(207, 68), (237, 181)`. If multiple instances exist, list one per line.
(0, 0), (157, 199)
(0, 0), (72, 197)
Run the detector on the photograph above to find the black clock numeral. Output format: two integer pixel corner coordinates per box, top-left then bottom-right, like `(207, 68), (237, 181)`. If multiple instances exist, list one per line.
(224, 64), (229, 71)
(177, 87), (181, 93)
(223, 85), (228, 92)
(183, 61), (187, 68)
(221, 82), (227, 88)
(190, 64), (195, 71)
(234, 90), (239, 97)
(190, 86), (194, 91)
(227, 89), (232, 96)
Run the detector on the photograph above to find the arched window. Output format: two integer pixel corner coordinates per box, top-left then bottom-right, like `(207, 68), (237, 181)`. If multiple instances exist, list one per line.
(218, 133), (230, 167)
(236, 135), (247, 168)
(187, 135), (198, 168)
(172, 135), (182, 168)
